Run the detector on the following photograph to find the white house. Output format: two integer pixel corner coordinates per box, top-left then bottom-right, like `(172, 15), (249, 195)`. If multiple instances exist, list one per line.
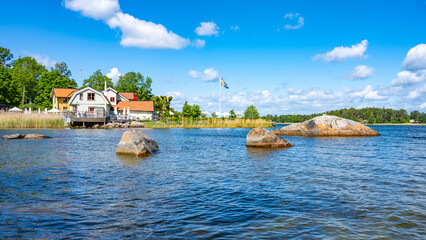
(67, 86), (154, 120)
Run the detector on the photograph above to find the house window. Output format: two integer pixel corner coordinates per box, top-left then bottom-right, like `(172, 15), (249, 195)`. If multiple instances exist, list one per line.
(62, 98), (67, 103)
(63, 106), (68, 111)
(88, 107), (95, 112)
(80, 94), (83, 100)
(87, 93), (95, 101)
(110, 97), (115, 102)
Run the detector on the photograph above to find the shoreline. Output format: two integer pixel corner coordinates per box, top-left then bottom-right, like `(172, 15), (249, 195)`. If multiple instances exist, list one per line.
(274, 122), (426, 126)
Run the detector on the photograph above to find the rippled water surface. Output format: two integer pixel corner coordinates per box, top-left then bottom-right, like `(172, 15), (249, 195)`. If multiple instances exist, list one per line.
(0, 125), (425, 239)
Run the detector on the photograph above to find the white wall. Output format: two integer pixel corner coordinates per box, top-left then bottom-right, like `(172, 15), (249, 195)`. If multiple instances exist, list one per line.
(71, 90), (111, 116)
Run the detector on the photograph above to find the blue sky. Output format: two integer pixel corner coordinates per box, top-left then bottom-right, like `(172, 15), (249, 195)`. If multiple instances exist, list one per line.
(1, 0), (425, 114)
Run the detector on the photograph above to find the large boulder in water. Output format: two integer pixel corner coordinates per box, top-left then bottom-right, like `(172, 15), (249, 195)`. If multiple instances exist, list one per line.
(1, 134), (25, 139)
(116, 130), (159, 157)
(24, 134), (52, 139)
(246, 126), (293, 148)
(280, 115), (380, 137)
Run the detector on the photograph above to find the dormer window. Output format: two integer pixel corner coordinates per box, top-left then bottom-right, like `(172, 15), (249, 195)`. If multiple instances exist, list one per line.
(110, 97), (115, 102)
(87, 93), (95, 101)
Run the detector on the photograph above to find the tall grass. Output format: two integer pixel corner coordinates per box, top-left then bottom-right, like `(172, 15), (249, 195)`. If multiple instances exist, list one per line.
(0, 112), (64, 128)
(145, 117), (273, 129)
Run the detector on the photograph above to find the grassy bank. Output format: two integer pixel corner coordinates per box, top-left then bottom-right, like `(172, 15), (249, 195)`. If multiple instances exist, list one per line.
(145, 118), (273, 128)
(0, 113), (64, 128)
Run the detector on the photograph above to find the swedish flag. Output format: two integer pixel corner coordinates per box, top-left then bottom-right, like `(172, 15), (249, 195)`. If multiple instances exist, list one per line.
(220, 76), (229, 89)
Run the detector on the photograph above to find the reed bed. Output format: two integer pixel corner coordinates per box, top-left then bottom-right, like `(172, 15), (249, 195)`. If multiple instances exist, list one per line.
(0, 112), (64, 128)
(145, 117), (273, 129)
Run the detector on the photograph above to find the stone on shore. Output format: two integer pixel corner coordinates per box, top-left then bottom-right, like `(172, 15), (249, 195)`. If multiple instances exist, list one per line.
(24, 134), (52, 139)
(1, 134), (25, 139)
(116, 130), (159, 157)
(246, 126), (293, 148)
(130, 121), (145, 128)
(280, 114), (380, 137)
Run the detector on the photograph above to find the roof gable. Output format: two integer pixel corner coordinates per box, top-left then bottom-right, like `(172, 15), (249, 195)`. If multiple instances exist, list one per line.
(50, 88), (77, 98)
(68, 87), (111, 106)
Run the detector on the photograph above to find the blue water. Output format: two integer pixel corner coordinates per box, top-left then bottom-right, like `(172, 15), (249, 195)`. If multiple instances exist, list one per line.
(0, 125), (425, 239)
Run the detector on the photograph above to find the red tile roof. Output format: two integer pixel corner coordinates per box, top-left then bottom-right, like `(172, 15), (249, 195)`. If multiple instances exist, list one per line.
(115, 101), (154, 112)
(52, 88), (77, 98)
(120, 92), (137, 100)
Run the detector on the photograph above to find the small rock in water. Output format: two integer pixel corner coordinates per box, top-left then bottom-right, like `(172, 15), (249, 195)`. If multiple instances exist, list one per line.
(116, 130), (159, 157)
(1, 134), (25, 139)
(130, 121), (145, 128)
(246, 126), (293, 148)
(24, 134), (52, 139)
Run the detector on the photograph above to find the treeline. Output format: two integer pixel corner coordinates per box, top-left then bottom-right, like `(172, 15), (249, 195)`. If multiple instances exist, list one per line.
(264, 107), (426, 124)
(0, 46), (175, 116)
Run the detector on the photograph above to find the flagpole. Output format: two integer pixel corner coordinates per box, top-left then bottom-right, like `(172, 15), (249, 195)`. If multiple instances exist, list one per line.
(219, 76), (221, 118)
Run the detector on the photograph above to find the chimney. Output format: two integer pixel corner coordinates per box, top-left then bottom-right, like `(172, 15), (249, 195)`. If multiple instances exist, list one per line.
(134, 93), (138, 101)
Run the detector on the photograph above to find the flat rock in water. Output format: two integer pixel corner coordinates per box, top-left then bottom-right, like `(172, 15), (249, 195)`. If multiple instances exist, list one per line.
(246, 126), (293, 148)
(24, 134), (52, 139)
(116, 130), (159, 157)
(1, 134), (25, 139)
(270, 129), (284, 135)
(281, 115), (380, 137)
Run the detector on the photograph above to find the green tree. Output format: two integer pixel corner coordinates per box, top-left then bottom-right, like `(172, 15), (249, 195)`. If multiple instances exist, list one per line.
(211, 112), (217, 118)
(410, 110), (420, 122)
(244, 105), (260, 119)
(182, 101), (191, 117)
(190, 104), (201, 118)
(152, 95), (173, 117)
(229, 109), (237, 119)
(138, 76), (153, 100)
(11, 57), (46, 104)
(35, 64), (77, 109)
(82, 69), (113, 91)
(0, 65), (21, 106)
(0, 46), (14, 68)
(115, 72), (142, 93)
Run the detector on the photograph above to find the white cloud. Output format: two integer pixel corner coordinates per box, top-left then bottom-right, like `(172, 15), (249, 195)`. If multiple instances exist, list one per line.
(65, 0), (190, 49)
(406, 85), (426, 99)
(106, 12), (190, 49)
(188, 68), (218, 82)
(350, 85), (387, 100)
(192, 39), (206, 48)
(64, 0), (120, 20)
(402, 44), (426, 71)
(231, 25), (240, 30)
(345, 65), (374, 80)
(195, 22), (219, 36)
(284, 13), (304, 30)
(420, 103), (426, 109)
(24, 52), (57, 68)
(312, 40), (369, 62)
(391, 70), (426, 86)
(106, 67), (122, 82)
(166, 91), (185, 100)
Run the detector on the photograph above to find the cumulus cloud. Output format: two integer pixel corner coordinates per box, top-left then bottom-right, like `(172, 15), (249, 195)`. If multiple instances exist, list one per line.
(391, 70), (426, 86)
(231, 25), (240, 30)
(345, 65), (374, 80)
(106, 67), (122, 82)
(284, 13), (304, 30)
(64, 0), (190, 49)
(192, 39), (206, 48)
(350, 85), (387, 100)
(406, 84), (426, 99)
(195, 22), (219, 36)
(188, 68), (218, 82)
(402, 44), (426, 71)
(24, 51), (57, 68)
(420, 103), (426, 109)
(312, 40), (369, 62)
(63, 0), (120, 20)
(166, 91), (185, 100)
